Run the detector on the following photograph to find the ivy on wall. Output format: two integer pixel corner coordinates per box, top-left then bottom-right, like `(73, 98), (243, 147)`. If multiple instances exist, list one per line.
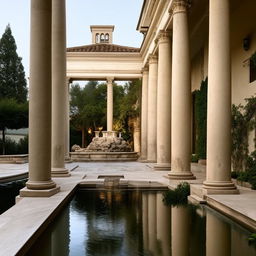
(194, 78), (208, 159)
(231, 96), (256, 171)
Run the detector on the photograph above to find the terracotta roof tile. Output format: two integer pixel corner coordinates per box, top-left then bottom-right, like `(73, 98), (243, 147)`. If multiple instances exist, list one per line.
(67, 43), (140, 53)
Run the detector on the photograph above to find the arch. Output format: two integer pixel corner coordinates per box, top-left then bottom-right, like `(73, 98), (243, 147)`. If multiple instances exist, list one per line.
(100, 33), (105, 43)
(105, 33), (109, 42)
(96, 33), (100, 43)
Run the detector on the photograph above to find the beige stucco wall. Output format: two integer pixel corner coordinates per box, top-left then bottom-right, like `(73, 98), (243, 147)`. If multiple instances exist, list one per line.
(191, 49), (204, 92)
(230, 0), (256, 106)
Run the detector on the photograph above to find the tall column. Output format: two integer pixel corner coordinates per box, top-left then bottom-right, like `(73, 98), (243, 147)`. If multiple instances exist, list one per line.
(51, 0), (70, 177)
(107, 77), (114, 131)
(20, 0), (59, 197)
(64, 77), (70, 159)
(203, 0), (237, 193)
(147, 55), (158, 162)
(168, 0), (195, 179)
(140, 67), (149, 161)
(154, 31), (172, 171)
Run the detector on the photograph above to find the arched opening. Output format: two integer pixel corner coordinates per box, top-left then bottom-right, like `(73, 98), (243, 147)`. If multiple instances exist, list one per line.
(105, 33), (109, 43)
(100, 33), (105, 43)
(96, 33), (100, 43)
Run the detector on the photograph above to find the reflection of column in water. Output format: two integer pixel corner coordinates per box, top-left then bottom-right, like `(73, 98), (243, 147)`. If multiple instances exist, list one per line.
(156, 192), (171, 256)
(51, 206), (70, 256)
(148, 192), (157, 254)
(142, 192), (149, 251)
(171, 206), (190, 256)
(206, 210), (231, 256)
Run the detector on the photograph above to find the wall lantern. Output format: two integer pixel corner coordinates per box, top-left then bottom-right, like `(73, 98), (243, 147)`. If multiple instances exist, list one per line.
(243, 36), (250, 51)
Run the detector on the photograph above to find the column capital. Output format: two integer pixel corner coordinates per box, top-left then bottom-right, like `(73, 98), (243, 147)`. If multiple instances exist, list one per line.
(170, 0), (190, 15)
(156, 30), (171, 45)
(106, 77), (114, 84)
(148, 54), (158, 65)
(66, 77), (71, 84)
(141, 66), (149, 74)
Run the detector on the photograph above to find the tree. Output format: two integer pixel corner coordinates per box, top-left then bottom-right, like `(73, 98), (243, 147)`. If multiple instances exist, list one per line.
(70, 81), (107, 147)
(0, 99), (28, 154)
(0, 24), (27, 103)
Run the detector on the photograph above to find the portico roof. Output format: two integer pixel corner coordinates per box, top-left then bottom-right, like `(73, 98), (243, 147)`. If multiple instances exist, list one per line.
(67, 43), (140, 53)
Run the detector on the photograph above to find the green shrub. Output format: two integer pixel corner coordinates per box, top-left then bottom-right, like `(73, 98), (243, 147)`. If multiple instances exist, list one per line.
(191, 154), (199, 163)
(237, 172), (249, 182)
(231, 171), (238, 179)
(0, 136), (28, 155)
(162, 182), (190, 207)
(248, 233), (256, 248)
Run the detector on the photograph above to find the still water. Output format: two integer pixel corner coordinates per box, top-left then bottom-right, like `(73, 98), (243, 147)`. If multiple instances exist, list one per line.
(27, 189), (256, 256)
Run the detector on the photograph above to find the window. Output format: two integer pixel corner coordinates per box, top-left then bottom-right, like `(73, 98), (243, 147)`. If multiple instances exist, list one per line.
(100, 33), (105, 43)
(105, 33), (109, 43)
(250, 59), (256, 83)
(96, 33), (100, 43)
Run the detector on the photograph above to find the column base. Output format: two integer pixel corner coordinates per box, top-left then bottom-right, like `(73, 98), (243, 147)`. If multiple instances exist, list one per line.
(203, 181), (239, 195)
(154, 163), (171, 171)
(51, 167), (71, 177)
(20, 186), (60, 197)
(167, 171), (196, 180)
(65, 156), (73, 163)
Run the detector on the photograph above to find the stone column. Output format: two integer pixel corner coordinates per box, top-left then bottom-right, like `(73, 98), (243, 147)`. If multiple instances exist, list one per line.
(154, 31), (172, 171)
(20, 0), (59, 197)
(147, 55), (158, 162)
(51, 0), (70, 177)
(64, 78), (70, 159)
(140, 67), (149, 161)
(107, 77), (114, 131)
(168, 0), (195, 179)
(203, 0), (237, 193)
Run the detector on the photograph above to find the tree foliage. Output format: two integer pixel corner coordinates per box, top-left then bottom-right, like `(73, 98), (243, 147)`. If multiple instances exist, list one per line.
(0, 99), (28, 154)
(0, 25), (27, 103)
(70, 80), (141, 147)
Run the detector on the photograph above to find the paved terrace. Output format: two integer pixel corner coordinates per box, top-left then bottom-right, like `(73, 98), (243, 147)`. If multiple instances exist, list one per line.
(0, 162), (255, 255)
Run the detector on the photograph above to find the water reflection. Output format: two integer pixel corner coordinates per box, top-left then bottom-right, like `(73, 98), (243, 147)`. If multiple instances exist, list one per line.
(26, 189), (256, 256)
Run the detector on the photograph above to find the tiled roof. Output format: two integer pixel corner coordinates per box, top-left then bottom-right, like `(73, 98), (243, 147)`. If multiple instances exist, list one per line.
(67, 43), (140, 53)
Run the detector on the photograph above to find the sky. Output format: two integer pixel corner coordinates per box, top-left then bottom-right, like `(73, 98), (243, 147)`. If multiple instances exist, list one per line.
(0, 0), (144, 80)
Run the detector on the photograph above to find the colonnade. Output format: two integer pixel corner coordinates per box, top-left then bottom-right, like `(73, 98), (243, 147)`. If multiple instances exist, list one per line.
(140, 0), (237, 194)
(21, 0), (237, 196)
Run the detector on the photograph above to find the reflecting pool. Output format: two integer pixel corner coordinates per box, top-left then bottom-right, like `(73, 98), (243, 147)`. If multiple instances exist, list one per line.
(27, 189), (256, 256)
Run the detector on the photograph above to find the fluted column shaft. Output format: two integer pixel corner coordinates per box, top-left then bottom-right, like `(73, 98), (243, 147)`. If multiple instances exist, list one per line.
(169, 0), (195, 179)
(51, 0), (69, 176)
(21, 0), (59, 196)
(203, 0), (237, 193)
(154, 31), (172, 170)
(147, 55), (158, 162)
(140, 68), (149, 160)
(107, 77), (114, 131)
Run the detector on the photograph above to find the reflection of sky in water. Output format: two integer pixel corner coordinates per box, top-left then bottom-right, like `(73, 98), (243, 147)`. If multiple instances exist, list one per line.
(25, 190), (256, 256)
